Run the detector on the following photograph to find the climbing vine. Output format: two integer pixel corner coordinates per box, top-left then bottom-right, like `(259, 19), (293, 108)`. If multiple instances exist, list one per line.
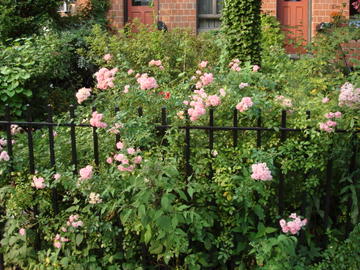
(221, 0), (262, 65)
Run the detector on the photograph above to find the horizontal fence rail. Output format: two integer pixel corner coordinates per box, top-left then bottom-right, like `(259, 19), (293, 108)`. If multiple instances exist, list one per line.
(0, 104), (359, 269)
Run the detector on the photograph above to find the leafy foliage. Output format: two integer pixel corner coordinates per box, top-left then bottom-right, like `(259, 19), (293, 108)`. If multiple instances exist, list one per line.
(221, 0), (262, 65)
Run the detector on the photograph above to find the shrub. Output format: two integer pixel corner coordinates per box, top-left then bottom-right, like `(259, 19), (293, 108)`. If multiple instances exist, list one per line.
(221, 0), (262, 65)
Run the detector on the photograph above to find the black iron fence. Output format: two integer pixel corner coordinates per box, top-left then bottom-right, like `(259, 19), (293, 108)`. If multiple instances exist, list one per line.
(0, 104), (359, 269)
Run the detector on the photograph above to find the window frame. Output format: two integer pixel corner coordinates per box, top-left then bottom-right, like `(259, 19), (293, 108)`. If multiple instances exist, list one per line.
(198, 0), (221, 19)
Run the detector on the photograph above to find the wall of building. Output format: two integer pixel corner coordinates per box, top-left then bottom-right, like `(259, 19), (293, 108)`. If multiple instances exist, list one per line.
(312, 0), (349, 36)
(262, 0), (277, 16)
(106, 0), (350, 37)
(158, 0), (197, 32)
(108, 0), (124, 30)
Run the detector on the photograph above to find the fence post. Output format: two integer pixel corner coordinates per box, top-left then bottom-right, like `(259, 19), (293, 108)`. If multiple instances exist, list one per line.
(114, 106), (120, 145)
(233, 109), (238, 148)
(278, 110), (287, 216)
(69, 105), (78, 174)
(26, 105), (35, 174)
(346, 134), (357, 236)
(92, 107), (100, 167)
(184, 111), (191, 180)
(47, 105), (58, 214)
(5, 105), (13, 171)
(256, 109), (262, 148)
(209, 108), (214, 179)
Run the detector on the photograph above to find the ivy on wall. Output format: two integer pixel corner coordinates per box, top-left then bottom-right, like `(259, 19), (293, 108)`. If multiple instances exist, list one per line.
(221, 0), (262, 65)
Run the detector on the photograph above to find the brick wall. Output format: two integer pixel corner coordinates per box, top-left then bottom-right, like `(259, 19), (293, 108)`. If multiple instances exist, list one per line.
(312, 0), (349, 36)
(261, 0), (277, 16)
(108, 0), (124, 30)
(158, 0), (197, 32)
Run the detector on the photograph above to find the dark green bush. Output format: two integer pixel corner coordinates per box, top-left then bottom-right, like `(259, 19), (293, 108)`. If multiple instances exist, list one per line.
(221, 0), (262, 65)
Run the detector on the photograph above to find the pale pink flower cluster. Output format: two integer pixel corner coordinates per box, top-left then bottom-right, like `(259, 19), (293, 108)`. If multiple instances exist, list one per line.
(319, 111), (342, 133)
(19, 228), (26, 236)
(199, 61), (208, 69)
(252, 65), (260, 72)
(324, 111), (342, 119)
(137, 73), (159, 90)
(149, 59), (164, 69)
(95, 67), (118, 90)
(11, 124), (22, 135)
(76, 87), (91, 104)
(219, 88), (226, 97)
(206, 95), (221, 107)
(128, 69), (134, 75)
(319, 120), (337, 133)
(279, 213), (307, 235)
(239, 83), (249, 89)
(108, 123), (123, 134)
(79, 165), (93, 181)
(251, 163), (272, 181)
(198, 73), (214, 88)
(32, 176), (46, 189)
(183, 88), (222, 121)
(123, 85), (130, 93)
(322, 97), (330, 103)
(177, 111), (185, 120)
(89, 192), (102, 204)
(53, 173), (61, 180)
(229, 59), (241, 72)
(338, 82), (360, 107)
(53, 233), (69, 249)
(236, 97), (253, 112)
(275, 95), (293, 108)
(107, 141), (142, 172)
(0, 139), (9, 162)
(66, 214), (84, 228)
(103, 54), (112, 62)
(90, 111), (107, 128)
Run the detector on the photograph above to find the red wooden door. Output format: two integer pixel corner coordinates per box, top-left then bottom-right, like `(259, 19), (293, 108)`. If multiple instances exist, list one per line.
(128, 0), (156, 25)
(277, 0), (309, 53)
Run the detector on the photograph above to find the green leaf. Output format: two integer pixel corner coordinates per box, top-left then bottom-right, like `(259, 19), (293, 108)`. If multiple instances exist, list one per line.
(188, 186), (194, 199)
(76, 234), (84, 246)
(161, 194), (170, 211)
(144, 225), (152, 244)
(156, 215), (172, 231)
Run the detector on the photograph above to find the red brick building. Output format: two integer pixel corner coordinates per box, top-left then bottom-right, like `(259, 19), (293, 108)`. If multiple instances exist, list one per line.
(108, 0), (358, 43)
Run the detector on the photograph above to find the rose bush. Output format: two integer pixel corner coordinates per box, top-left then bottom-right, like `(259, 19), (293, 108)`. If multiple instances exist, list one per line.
(0, 19), (359, 269)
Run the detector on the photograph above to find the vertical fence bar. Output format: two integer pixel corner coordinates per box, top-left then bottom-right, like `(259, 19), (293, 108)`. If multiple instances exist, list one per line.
(161, 107), (168, 143)
(256, 109), (262, 148)
(278, 110), (287, 216)
(184, 111), (191, 180)
(233, 109), (238, 148)
(69, 105), (78, 174)
(114, 106), (120, 144)
(301, 111), (311, 217)
(47, 105), (58, 214)
(26, 105), (41, 251)
(5, 105), (13, 171)
(138, 107), (143, 117)
(346, 135), (357, 235)
(26, 105), (35, 174)
(92, 107), (100, 167)
(209, 108), (214, 179)
(300, 111), (311, 244)
(324, 158), (333, 230)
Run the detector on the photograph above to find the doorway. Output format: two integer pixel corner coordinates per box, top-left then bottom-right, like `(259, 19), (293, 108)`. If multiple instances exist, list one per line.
(277, 0), (309, 53)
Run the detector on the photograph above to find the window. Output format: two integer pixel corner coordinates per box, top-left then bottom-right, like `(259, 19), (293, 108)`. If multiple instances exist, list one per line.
(198, 0), (223, 31)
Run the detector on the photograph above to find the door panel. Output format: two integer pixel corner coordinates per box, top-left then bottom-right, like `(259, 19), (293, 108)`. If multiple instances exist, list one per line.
(277, 0), (308, 53)
(128, 0), (156, 25)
